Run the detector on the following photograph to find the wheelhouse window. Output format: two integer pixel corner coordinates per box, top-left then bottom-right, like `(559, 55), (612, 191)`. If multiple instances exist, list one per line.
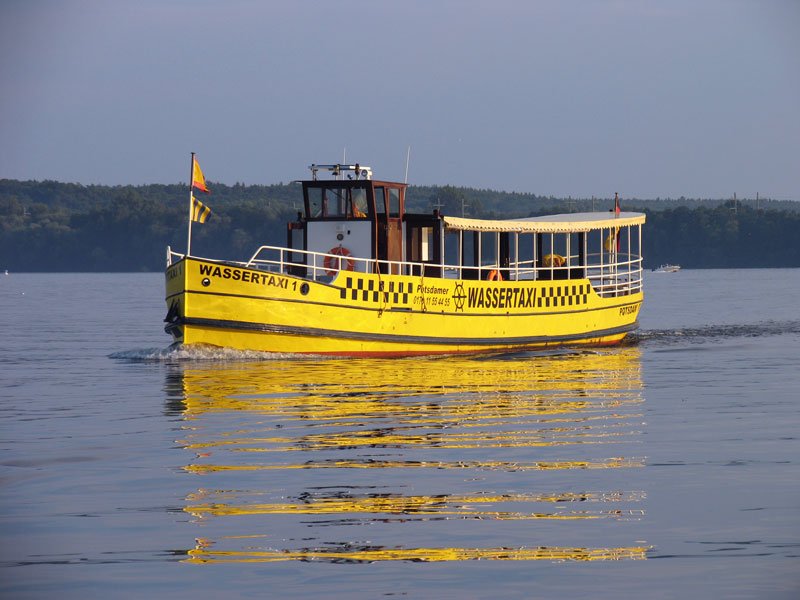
(305, 185), (370, 219)
(374, 187), (386, 215)
(308, 188), (324, 217)
(351, 188), (368, 218)
(388, 188), (401, 217)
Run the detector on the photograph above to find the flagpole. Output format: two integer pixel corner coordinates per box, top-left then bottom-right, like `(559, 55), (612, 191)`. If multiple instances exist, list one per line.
(187, 152), (195, 256)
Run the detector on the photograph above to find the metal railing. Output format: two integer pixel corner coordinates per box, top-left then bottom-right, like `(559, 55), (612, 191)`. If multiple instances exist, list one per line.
(167, 244), (643, 298)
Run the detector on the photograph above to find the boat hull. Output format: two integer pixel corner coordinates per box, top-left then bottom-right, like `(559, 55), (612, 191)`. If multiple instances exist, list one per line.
(165, 257), (642, 357)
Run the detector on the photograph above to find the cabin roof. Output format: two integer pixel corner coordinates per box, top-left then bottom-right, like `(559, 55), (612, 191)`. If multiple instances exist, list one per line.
(442, 211), (646, 234)
(302, 178), (406, 187)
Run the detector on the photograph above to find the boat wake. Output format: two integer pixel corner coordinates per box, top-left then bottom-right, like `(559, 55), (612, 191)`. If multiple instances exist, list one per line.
(633, 320), (800, 346)
(109, 344), (304, 363)
(110, 345), (609, 363)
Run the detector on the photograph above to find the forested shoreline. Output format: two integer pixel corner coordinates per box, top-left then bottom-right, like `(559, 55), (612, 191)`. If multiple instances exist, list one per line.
(2, 179), (798, 272)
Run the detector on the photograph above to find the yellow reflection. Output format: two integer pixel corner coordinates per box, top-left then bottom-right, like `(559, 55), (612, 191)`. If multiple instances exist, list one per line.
(178, 348), (644, 457)
(174, 347), (647, 563)
(186, 490), (645, 520)
(186, 544), (649, 563)
(179, 349), (642, 421)
(183, 457), (645, 474)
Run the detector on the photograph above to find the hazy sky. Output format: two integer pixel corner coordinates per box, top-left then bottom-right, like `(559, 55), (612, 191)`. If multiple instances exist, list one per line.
(1, 0), (798, 199)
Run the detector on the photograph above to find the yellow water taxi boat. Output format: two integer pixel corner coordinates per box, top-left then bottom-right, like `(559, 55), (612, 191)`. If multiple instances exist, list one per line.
(165, 163), (645, 356)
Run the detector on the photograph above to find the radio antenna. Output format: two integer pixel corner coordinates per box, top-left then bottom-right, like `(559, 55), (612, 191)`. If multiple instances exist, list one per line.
(404, 146), (411, 183)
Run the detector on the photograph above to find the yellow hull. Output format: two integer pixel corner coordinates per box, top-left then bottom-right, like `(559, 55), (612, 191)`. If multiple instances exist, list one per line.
(165, 257), (642, 356)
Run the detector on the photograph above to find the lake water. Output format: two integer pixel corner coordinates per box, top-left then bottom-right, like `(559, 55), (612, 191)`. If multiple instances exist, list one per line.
(1, 269), (798, 599)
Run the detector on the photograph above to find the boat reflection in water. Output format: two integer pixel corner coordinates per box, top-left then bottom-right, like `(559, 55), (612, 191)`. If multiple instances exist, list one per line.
(171, 347), (648, 563)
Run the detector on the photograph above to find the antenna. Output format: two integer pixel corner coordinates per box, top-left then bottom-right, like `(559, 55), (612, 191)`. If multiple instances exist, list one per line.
(404, 146), (411, 183)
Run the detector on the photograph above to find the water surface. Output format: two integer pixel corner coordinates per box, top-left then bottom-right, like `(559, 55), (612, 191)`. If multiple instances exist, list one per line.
(1, 269), (798, 598)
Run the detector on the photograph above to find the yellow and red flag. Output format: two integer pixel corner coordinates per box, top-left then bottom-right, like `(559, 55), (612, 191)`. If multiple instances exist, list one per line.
(192, 157), (210, 193)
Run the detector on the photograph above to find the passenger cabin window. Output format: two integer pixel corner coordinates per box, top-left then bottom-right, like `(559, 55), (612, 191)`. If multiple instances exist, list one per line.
(410, 226), (433, 261)
(420, 227), (432, 261)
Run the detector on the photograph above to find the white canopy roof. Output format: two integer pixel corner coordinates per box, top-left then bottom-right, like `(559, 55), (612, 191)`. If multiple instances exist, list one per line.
(442, 212), (646, 234)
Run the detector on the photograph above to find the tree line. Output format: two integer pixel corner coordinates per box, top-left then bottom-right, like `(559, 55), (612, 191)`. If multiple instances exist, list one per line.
(1, 179), (798, 272)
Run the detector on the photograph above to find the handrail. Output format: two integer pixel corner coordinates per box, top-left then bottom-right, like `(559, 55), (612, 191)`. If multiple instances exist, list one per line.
(168, 245), (643, 299)
(246, 246), (643, 298)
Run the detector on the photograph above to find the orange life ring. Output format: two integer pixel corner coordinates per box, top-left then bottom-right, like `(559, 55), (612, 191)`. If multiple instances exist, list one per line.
(487, 269), (503, 281)
(324, 246), (355, 276)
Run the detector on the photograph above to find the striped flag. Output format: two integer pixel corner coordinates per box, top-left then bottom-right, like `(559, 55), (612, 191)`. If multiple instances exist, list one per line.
(191, 193), (211, 223)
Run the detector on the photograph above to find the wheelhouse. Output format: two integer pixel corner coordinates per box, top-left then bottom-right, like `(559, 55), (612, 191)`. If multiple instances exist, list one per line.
(287, 164), (440, 275)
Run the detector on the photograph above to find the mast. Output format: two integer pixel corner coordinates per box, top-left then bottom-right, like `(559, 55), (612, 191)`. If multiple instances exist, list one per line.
(187, 152), (195, 256)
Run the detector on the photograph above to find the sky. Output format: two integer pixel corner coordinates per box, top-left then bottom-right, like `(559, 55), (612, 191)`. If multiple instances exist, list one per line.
(1, 0), (798, 199)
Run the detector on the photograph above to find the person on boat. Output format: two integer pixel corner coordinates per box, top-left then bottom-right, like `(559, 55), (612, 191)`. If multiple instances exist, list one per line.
(351, 189), (367, 218)
(604, 229), (620, 253)
(542, 253), (565, 267)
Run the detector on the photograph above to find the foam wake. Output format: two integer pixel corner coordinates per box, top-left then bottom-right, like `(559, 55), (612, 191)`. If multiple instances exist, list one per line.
(109, 344), (300, 362)
(634, 320), (800, 346)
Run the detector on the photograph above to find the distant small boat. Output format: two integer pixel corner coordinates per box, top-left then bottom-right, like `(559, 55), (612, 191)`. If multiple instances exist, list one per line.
(652, 264), (680, 273)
